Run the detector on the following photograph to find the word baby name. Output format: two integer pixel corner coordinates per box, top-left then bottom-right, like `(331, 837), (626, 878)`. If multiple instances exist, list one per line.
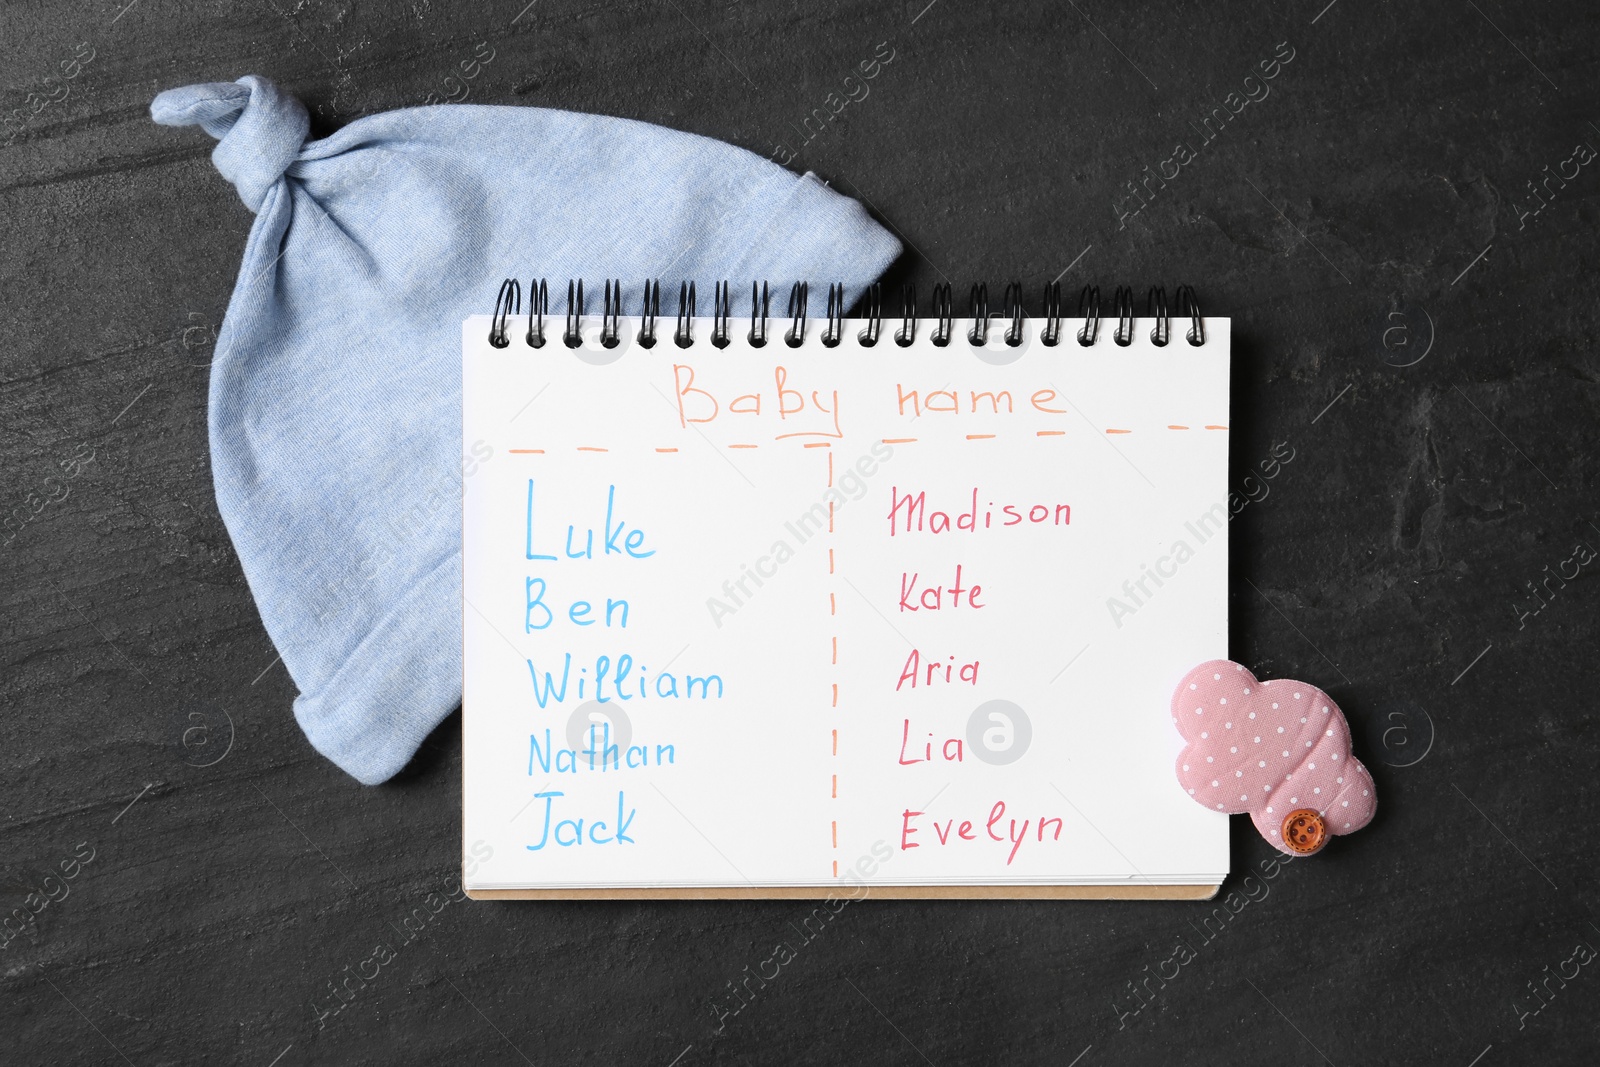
(669, 362), (1077, 443)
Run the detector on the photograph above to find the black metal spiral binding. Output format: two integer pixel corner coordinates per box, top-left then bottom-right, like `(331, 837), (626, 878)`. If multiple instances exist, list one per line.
(525, 279), (548, 347)
(968, 284), (989, 345)
(823, 284), (844, 347)
(1042, 281), (1062, 346)
(858, 283), (882, 346)
(712, 281), (732, 349)
(895, 284), (916, 347)
(674, 281), (696, 348)
(1077, 286), (1101, 346)
(1113, 286), (1135, 347)
(490, 278), (520, 348)
(1003, 282), (1025, 347)
(601, 279), (622, 348)
(489, 279), (1206, 349)
(749, 281), (770, 347)
(786, 283), (808, 348)
(563, 280), (584, 348)
(638, 280), (659, 348)
(931, 283), (953, 346)
(1147, 286), (1169, 347)
(1175, 284), (1205, 346)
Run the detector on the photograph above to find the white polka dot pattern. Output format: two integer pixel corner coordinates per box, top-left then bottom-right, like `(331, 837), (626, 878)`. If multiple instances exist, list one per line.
(1172, 659), (1377, 856)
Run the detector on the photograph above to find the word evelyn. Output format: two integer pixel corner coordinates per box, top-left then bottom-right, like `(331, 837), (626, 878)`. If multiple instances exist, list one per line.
(900, 801), (1063, 865)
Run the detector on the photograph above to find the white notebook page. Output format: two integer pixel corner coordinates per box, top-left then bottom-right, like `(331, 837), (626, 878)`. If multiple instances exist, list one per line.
(462, 314), (1231, 890)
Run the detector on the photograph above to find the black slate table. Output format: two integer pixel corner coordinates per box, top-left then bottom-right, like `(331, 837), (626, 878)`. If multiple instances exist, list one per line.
(4, 1), (1597, 1063)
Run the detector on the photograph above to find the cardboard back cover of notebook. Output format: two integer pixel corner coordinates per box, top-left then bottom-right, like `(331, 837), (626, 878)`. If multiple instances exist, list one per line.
(461, 311), (1231, 899)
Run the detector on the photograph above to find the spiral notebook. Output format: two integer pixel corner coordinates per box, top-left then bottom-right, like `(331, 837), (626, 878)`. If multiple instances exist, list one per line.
(461, 281), (1231, 899)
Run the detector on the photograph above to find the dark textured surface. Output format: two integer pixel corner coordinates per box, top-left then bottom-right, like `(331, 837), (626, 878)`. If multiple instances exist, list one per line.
(4, 1), (1598, 1063)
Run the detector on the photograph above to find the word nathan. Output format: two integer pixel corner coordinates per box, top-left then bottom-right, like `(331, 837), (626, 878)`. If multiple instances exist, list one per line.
(529, 726), (676, 775)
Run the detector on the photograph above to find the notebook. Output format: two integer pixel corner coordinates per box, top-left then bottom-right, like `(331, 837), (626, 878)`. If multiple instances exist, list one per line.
(461, 281), (1231, 899)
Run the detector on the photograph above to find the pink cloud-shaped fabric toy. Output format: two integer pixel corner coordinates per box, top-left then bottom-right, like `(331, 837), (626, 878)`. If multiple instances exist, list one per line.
(1173, 660), (1377, 856)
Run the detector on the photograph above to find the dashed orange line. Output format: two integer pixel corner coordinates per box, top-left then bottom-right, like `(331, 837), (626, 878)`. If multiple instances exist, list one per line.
(728, 444), (758, 449)
(832, 821), (838, 848)
(577, 446), (608, 452)
(804, 441), (832, 448)
(831, 774), (837, 798)
(509, 449), (544, 454)
(828, 500), (835, 532)
(654, 447), (679, 452)
(830, 593), (836, 615)
(1205, 425), (1229, 430)
(828, 548), (834, 574)
(1035, 430), (1065, 437)
(966, 434), (996, 440)
(883, 437), (917, 444)
(832, 729), (838, 756)
(833, 859), (838, 877)
(831, 636), (837, 664)
(1105, 429), (1132, 435)
(831, 683), (838, 708)
(1168, 425), (1189, 430)
(828, 451), (834, 486)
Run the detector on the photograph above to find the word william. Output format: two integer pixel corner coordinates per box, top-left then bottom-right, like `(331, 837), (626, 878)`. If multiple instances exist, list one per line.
(1106, 440), (1294, 628)
(706, 442), (895, 628)
(1512, 540), (1594, 629)
(1512, 940), (1596, 1029)
(769, 42), (897, 166)
(1516, 140), (1596, 230)
(526, 652), (724, 707)
(900, 800), (1063, 865)
(1114, 40), (1297, 228)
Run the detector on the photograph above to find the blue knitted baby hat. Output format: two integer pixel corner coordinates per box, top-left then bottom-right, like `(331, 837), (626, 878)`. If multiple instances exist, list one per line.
(151, 75), (901, 784)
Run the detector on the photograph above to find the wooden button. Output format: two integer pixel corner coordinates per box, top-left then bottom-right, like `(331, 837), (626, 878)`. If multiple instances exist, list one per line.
(1281, 808), (1327, 855)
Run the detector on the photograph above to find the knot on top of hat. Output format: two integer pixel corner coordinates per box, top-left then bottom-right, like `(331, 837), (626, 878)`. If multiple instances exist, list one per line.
(151, 75), (309, 212)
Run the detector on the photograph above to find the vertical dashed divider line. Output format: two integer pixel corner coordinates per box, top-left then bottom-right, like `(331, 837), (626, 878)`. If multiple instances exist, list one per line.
(827, 448), (838, 880)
